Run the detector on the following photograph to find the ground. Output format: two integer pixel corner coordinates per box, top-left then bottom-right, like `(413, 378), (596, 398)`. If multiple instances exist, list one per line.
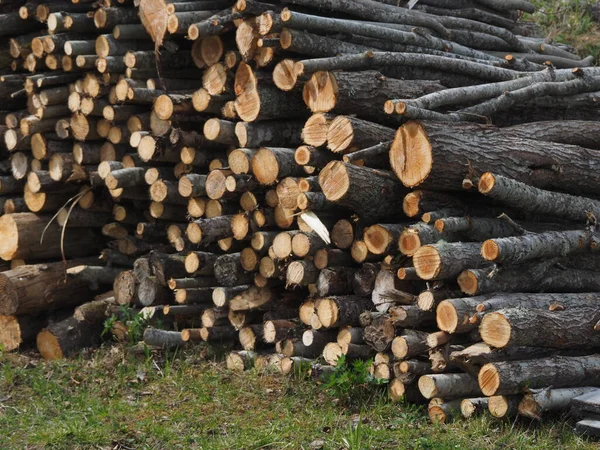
(0, 344), (597, 450)
(2, 3), (600, 450)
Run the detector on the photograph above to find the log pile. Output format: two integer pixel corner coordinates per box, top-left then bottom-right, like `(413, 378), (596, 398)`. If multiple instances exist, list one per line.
(0, 0), (599, 428)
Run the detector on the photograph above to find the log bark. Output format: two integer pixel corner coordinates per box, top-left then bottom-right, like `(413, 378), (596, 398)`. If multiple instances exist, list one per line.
(235, 120), (304, 148)
(214, 253), (254, 287)
(263, 319), (299, 343)
(316, 267), (356, 297)
(364, 314), (396, 352)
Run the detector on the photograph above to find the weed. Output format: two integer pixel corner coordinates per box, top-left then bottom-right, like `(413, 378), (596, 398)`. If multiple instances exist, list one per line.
(528, 0), (600, 61)
(323, 356), (387, 407)
(103, 305), (156, 344)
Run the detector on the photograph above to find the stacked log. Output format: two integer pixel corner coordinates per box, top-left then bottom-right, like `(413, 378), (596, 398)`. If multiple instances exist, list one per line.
(0, 0), (598, 427)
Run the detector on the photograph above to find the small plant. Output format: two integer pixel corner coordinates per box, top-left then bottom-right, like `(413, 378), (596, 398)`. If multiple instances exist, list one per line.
(341, 417), (366, 450)
(103, 305), (156, 344)
(323, 356), (387, 406)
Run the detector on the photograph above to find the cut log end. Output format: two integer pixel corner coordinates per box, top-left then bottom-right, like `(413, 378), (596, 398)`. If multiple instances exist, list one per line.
(323, 342), (343, 366)
(435, 300), (459, 334)
(154, 95), (174, 121)
(0, 315), (21, 351)
(479, 312), (511, 349)
(319, 161), (349, 202)
(226, 352), (246, 372)
(364, 225), (393, 255)
(457, 270), (478, 295)
(418, 376), (437, 399)
(417, 291), (436, 311)
(390, 121), (432, 188)
(0, 215), (19, 261)
(327, 116), (354, 153)
(428, 406), (449, 424)
(303, 71), (338, 113)
(316, 298), (337, 329)
(478, 363), (501, 397)
(478, 172), (496, 194)
(252, 148), (280, 185)
(273, 59), (297, 91)
(481, 240), (500, 261)
(488, 396), (512, 418)
(413, 245), (441, 280)
(36, 330), (63, 360)
(399, 229), (421, 256)
(184, 253), (200, 274)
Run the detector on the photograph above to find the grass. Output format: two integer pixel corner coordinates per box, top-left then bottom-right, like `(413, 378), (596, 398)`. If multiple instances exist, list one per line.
(0, 344), (597, 450)
(527, 0), (600, 61)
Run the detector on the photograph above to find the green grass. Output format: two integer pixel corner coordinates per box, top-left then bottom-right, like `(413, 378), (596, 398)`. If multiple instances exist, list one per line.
(0, 344), (596, 450)
(528, 0), (600, 61)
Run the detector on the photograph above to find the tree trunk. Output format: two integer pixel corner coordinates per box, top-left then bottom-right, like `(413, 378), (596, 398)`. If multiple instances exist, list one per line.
(519, 387), (598, 420)
(175, 288), (214, 306)
(263, 319), (298, 343)
(391, 330), (429, 360)
(449, 342), (556, 377)
(327, 116), (396, 154)
(252, 147), (304, 185)
(461, 397), (490, 419)
(482, 229), (598, 265)
(478, 355), (600, 396)
(143, 327), (186, 349)
(413, 241), (487, 281)
(480, 306), (600, 349)
(316, 295), (373, 328)
(389, 305), (435, 328)
(0, 259), (108, 315)
(390, 121), (600, 197)
(303, 70), (444, 125)
(0, 213), (102, 261)
(478, 172), (600, 222)
(319, 162), (408, 221)
(419, 373), (481, 399)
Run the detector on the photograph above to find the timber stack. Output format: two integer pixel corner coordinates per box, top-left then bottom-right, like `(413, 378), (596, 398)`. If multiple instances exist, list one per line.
(0, 0), (599, 429)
